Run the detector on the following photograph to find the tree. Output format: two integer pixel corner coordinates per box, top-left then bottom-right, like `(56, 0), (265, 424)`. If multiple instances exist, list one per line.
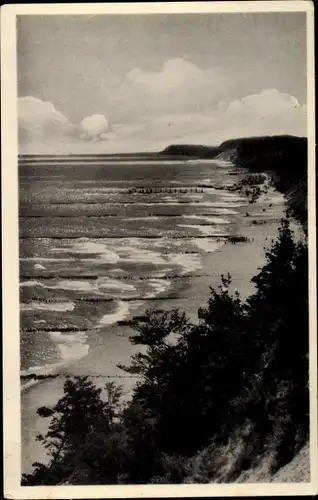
(23, 219), (309, 486)
(22, 376), (124, 485)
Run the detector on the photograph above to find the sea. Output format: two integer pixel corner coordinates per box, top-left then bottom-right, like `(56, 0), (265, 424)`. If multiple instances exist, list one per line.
(19, 154), (276, 385)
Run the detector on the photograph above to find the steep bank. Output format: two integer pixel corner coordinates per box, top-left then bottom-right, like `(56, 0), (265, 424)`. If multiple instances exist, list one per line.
(161, 135), (308, 228)
(215, 135), (307, 229)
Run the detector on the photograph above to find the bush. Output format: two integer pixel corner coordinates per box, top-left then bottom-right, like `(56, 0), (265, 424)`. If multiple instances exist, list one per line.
(24, 219), (309, 485)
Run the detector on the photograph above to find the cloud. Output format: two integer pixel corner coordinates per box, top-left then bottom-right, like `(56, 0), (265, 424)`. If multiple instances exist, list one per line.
(104, 89), (306, 151)
(18, 96), (76, 146)
(219, 89), (307, 140)
(114, 58), (227, 121)
(126, 59), (206, 93)
(19, 96), (68, 126)
(153, 89), (306, 146)
(18, 99), (111, 149)
(80, 114), (109, 140)
(226, 89), (302, 119)
(18, 86), (306, 154)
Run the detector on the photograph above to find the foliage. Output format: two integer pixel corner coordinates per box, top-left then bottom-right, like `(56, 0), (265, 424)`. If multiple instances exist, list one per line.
(23, 219), (309, 485)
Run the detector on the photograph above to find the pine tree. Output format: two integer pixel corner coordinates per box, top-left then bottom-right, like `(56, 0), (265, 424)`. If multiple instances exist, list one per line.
(22, 376), (120, 485)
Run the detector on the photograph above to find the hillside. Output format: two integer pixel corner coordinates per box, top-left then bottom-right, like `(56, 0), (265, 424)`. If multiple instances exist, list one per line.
(161, 135), (308, 228)
(160, 144), (219, 158)
(22, 218), (309, 486)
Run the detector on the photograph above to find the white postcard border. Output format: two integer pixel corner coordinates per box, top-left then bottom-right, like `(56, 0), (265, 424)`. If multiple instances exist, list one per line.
(1, 2), (317, 498)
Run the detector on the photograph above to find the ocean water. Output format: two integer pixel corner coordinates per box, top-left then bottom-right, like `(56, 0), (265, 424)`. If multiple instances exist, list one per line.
(19, 155), (248, 379)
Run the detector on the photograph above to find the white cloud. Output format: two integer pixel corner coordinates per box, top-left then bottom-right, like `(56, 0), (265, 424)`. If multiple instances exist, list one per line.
(114, 58), (227, 120)
(19, 96), (68, 126)
(103, 89), (306, 151)
(80, 114), (109, 140)
(18, 85), (306, 154)
(226, 89), (301, 118)
(220, 89), (307, 139)
(126, 59), (206, 93)
(18, 96), (76, 147)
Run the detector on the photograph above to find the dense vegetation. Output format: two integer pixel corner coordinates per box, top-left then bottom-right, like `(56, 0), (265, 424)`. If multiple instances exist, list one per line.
(161, 144), (219, 157)
(162, 135), (308, 228)
(22, 218), (309, 485)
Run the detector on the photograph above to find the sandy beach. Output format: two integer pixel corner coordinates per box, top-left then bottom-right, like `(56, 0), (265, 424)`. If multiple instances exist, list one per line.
(21, 184), (303, 475)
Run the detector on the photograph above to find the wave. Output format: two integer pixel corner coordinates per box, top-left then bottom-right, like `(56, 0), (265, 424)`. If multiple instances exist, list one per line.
(183, 215), (231, 224)
(192, 238), (225, 253)
(145, 279), (171, 298)
(98, 300), (145, 327)
(178, 224), (228, 236)
(21, 277), (138, 300)
(53, 240), (120, 263)
(21, 280), (97, 292)
(97, 279), (136, 293)
(123, 216), (160, 222)
(20, 257), (76, 262)
(20, 280), (43, 287)
(21, 330), (91, 391)
(22, 238), (209, 277)
(50, 331), (90, 363)
(20, 159), (191, 167)
(20, 301), (75, 312)
(114, 201), (245, 208)
(34, 263), (46, 270)
(167, 254), (202, 274)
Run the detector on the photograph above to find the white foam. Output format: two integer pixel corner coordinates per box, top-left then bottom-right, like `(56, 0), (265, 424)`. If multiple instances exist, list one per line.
(49, 330), (90, 362)
(21, 379), (41, 391)
(219, 193), (246, 202)
(124, 216), (160, 221)
(99, 300), (130, 327)
(49, 331), (88, 343)
(167, 254), (202, 274)
(20, 280), (42, 287)
(20, 301), (75, 312)
(21, 331), (90, 391)
(184, 215), (230, 224)
(210, 208), (239, 215)
(51, 280), (97, 292)
(182, 192), (204, 197)
(179, 224), (223, 236)
(98, 279), (135, 292)
(196, 201), (243, 208)
(192, 238), (225, 253)
(20, 257), (75, 262)
(120, 246), (165, 265)
(34, 263), (46, 270)
(57, 343), (90, 362)
(53, 240), (119, 264)
(212, 159), (234, 167)
(124, 201), (244, 208)
(20, 279), (97, 293)
(21, 276), (137, 297)
(145, 279), (171, 298)
(111, 268), (126, 274)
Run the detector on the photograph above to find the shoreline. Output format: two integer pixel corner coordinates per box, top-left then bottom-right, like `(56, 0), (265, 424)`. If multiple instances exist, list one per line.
(21, 182), (300, 475)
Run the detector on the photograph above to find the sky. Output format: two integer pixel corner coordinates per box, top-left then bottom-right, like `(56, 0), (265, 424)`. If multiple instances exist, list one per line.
(17, 12), (307, 154)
